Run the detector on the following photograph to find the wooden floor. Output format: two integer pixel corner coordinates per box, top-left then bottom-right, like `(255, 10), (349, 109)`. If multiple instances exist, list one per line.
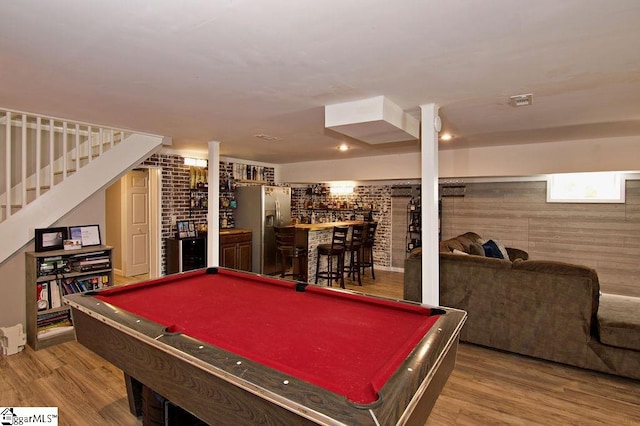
(2, 269), (639, 425)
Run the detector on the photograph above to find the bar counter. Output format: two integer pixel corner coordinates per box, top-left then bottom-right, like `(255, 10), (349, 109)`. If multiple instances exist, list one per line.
(293, 221), (369, 284)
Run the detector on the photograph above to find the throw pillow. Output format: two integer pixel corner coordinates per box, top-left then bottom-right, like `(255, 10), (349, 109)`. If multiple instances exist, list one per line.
(482, 240), (504, 259)
(469, 242), (485, 256)
(494, 240), (510, 260)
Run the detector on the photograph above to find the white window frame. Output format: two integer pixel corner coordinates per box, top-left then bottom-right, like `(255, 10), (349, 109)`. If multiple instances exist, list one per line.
(546, 172), (625, 203)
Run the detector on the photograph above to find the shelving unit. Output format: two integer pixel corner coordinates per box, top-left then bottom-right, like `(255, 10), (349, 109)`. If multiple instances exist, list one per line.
(300, 183), (378, 223)
(189, 188), (208, 215)
(407, 197), (421, 253)
(25, 246), (113, 350)
(303, 207), (377, 223)
(218, 173), (236, 229)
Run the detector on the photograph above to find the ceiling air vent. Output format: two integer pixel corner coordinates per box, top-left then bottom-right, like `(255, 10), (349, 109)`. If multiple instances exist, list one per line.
(509, 93), (533, 107)
(254, 134), (280, 141)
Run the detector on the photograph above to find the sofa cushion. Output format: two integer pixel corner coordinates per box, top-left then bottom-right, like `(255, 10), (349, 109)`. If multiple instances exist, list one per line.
(506, 247), (529, 261)
(597, 294), (640, 351)
(445, 239), (465, 252)
(440, 232), (529, 260)
(459, 232), (483, 244)
(408, 247), (422, 258)
(468, 242), (485, 256)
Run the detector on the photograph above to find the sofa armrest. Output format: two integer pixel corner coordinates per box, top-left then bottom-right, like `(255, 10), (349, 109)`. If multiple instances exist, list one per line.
(439, 257), (599, 366)
(403, 256), (422, 303)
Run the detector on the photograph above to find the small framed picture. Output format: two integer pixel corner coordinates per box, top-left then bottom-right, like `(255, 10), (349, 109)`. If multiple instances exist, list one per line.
(176, 220), (195, 238)
(176, 220), (187, 238)
(63, 239), (82, 250)
(69, 224), (102, 247)
(35, 227), (68, 252)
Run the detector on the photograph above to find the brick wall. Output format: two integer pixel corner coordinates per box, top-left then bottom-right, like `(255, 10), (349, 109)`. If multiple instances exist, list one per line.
(141, 154), (275, 274)
(291, 185), (392, 268)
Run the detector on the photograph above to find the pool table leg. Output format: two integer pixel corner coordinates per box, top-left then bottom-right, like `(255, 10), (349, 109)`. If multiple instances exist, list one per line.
(124, 374), (143, 417)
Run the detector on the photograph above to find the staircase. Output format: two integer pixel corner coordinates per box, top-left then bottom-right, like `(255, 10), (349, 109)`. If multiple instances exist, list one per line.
(0, 108), (166, 265)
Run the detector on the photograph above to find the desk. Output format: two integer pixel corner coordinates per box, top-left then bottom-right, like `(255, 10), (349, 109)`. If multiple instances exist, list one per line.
(66, 268), (466, 425)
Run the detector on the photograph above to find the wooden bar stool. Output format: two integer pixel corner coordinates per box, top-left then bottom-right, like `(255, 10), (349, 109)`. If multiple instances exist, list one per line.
(361, 222), (377, 280)
(343, 223), (364, 285)
(275, 226), (307, 281)
(315, 226), (348, 288)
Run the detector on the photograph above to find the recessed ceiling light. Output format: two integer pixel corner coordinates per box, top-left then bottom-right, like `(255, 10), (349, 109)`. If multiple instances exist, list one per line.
(338, 144), (349, 151)
(440, 133), (452, 141)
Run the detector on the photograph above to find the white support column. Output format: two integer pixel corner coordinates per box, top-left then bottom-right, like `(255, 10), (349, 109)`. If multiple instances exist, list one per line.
(208, 141), (221, 267)
(419, 103), (440, 306)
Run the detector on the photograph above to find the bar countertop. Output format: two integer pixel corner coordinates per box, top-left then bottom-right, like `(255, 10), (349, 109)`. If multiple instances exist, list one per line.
(293, 221), (368, 231)
(219, 228), (252, 235)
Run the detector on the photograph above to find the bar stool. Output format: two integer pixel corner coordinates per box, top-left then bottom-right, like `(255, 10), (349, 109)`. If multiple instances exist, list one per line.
(275, 226), (307, 281)
(361, 222), (377, 280)
(315, 226), (348, 288)
(343, 223), (364, 285)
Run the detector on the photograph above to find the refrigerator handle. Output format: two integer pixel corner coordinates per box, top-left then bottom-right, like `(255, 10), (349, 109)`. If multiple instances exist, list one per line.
(275, 199), (281, 226)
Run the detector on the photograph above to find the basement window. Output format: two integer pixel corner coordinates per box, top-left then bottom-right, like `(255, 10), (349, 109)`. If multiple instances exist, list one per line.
(546, 172), (625, 203)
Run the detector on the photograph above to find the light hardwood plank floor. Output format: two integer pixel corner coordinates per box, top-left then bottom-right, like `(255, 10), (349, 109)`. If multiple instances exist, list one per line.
(3, 269), (638, 425)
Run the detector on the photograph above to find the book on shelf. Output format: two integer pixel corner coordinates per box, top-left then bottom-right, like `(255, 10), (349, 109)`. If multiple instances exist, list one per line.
(37, 325), (74, 339)
(50, 280), (62, 309)
(36, 310), (72, 336)
(59, 274), (111, 296)
(37, 310), (71, 327)
(68, 250), (111, 272)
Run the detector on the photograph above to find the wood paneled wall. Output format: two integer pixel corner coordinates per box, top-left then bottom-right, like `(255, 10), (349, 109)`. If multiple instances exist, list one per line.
(440, 179), (640, 297)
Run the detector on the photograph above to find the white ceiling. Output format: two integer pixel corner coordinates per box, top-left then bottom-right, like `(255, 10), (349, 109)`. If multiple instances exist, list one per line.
(1, 0), (639, 164)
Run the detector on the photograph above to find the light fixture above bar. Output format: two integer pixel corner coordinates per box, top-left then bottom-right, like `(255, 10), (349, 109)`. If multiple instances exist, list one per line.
(184, 157), (208, 168)
(330, 185), (354, 195)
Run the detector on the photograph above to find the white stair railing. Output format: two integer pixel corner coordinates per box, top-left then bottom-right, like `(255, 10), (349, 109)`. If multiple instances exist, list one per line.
(0, 108), (129, 223)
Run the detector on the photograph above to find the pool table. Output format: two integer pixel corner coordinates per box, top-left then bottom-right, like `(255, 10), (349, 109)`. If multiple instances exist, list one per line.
(65, 267), (466, 425)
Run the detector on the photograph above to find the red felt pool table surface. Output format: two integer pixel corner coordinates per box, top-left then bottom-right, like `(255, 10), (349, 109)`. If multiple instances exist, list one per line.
(94, 268), (440, 404)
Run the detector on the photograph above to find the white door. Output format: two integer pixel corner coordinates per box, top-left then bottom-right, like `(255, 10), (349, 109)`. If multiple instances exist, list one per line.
(124, 169), (150, 277)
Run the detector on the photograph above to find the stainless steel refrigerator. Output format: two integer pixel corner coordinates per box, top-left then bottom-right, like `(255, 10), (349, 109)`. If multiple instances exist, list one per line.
(234, 185), (291, 275)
